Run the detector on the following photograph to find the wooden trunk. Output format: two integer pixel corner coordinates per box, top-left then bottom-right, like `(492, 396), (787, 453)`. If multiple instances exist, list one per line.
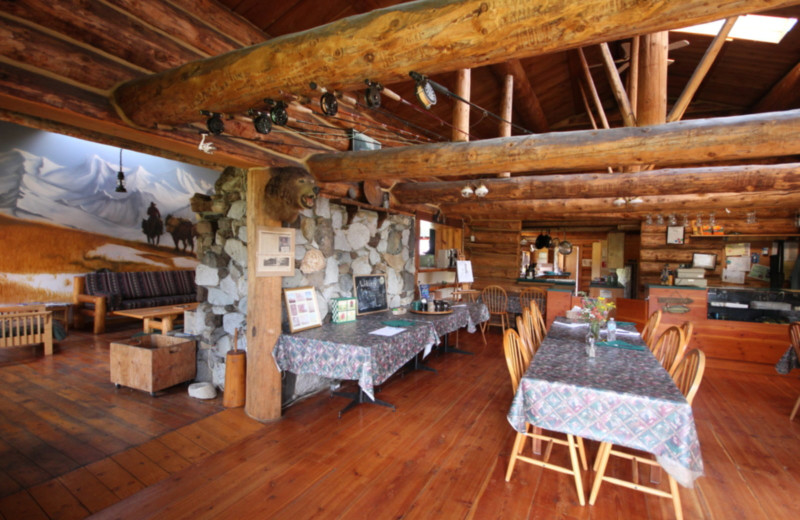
(110, 335), (196, 395)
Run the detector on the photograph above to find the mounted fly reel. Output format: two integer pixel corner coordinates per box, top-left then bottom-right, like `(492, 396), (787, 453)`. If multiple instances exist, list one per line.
(364, 80), (382, 108)
(409, 71), (437, 109)
(248, 109), (272, 135)
(201, 111), (224, 135)
(320, 92), (339, 116)
(264, 99), (288, 126)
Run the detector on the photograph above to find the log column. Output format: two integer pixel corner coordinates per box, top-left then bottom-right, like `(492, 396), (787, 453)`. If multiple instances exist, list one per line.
(452, 69), (471, 142)
(637, 32), (669, 126)
(498, 74), (513, 178)
(245, 168), (282, 421)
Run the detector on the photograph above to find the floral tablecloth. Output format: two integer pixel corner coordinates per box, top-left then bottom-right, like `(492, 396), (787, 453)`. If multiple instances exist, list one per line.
(507, 317), (704, 488)
(400, 302), (489, 336)
(274, 315), (439, 401)
(775, 345), (799, 374)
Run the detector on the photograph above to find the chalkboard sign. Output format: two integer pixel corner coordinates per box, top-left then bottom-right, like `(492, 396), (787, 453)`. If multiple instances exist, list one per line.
(354, 274), (388, 315)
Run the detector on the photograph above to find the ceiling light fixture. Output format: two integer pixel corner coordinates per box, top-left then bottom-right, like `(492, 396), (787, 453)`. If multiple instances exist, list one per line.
(115, 148), (127, 193)
(461, 185), (474, 198)
(474, 182), (489, 198)
(613, 196), (643, 207)
(461, 182), (488, 198)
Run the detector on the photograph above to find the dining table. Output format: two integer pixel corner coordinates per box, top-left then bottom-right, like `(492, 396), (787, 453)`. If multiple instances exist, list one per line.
(775, 345), (799, 374)
(273, 301), (488, 415)
(507, 317), (704, 488)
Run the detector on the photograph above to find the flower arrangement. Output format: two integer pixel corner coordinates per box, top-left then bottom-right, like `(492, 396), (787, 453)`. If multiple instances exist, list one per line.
(580, 296), (616, 340)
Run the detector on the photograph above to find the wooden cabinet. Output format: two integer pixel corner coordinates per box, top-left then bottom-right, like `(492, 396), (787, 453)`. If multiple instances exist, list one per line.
(110, 335), (196, 395)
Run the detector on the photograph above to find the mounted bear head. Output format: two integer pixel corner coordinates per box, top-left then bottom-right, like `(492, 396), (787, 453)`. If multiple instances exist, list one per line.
(264, 166), (319, 224)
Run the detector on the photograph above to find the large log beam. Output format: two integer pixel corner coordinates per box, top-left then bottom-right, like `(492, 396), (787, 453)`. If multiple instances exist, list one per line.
(111, 0), (798, 127)
(440, 191), (800, 220)
(392, 163), (800, 204)
(307, 109), (800, 182)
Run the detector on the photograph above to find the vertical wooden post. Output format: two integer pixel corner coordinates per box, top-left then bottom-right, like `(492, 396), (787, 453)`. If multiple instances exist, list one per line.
(498, 74), (514, 178)
(637, 32), (669, 126)
(628, 36), (640, 117)
(245, 168), (283, 422)
(452, 68), (471, 142)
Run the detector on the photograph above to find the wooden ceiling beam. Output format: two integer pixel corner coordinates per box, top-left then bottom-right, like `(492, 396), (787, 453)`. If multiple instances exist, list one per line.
(111, 0), (798, 127)
(440, 191), (800, 220)
(307, 109), (800, 182)
(753, 59), (800, 113)
(490, 60), (549, 133)
(392, 163), (800, 205)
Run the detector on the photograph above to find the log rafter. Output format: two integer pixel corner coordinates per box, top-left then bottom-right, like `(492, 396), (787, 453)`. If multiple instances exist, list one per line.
(111, 0), (799, 127)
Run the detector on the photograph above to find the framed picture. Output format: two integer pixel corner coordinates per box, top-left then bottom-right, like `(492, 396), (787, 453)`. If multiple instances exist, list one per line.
(354, 274), (388, 315)
(256, 226), (294, 277)
(692, 252), (717, 270)
(284, 286), (322, 332)
(666, 226), (685, 244)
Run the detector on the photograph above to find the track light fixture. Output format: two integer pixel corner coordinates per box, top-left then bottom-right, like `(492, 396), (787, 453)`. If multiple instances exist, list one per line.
(201, 111), (224, 135)
(409, 71), (437, 109)
(115, 148), (127, 193)
(461, 182), (488, 198)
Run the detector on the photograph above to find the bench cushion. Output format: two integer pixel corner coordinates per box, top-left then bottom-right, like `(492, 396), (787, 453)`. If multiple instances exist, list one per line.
(83, 270), (196, 311)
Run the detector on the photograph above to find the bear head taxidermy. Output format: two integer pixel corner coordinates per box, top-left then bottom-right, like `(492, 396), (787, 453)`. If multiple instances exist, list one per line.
(264, 166), (319, 224)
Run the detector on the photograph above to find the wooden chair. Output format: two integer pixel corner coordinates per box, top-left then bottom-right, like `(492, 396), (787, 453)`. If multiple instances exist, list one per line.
(519, 287), (547, 322)
(515, 315), (534, 368)
(503, 328), (527, 394)
(789, 323), (800, 421)
(481, 285), (509, 334)
(641, 310), (663, 351)
(529, 300), (547, 347)
(589, 349), (706, 520)
(652, 326), (687, 375)
(504, 328), (588, 505)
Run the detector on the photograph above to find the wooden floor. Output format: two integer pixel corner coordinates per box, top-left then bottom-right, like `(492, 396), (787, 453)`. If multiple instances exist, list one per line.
(1, 326), (799, 519)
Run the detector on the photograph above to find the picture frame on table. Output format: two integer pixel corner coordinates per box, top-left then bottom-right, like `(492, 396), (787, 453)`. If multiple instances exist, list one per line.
(666, 226), (685, 244)
(256, 226), (295, 277)
(284, 286), (322, 333)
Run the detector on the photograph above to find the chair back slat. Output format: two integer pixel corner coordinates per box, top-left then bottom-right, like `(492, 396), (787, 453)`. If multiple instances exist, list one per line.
(515, 315), (533, 367)
(641, 310), (663, 351)
(503, 328), (526, 394)
(790, 322), (800, 359)
(671, 349), (706, 405)
(653, 326), (686, 375)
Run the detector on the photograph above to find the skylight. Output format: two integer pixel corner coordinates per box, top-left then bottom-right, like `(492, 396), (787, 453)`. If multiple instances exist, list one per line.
(673, 14), (797, 44)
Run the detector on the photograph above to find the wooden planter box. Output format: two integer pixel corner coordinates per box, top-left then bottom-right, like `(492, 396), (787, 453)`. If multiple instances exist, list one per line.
(110, 335), (196, 395)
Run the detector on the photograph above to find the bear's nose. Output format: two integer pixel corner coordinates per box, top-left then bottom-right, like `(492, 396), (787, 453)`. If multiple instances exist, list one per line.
(313, 186), (320, 195)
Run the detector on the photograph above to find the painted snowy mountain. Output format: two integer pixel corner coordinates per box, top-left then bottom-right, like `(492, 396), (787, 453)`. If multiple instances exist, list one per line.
(0, 149), (214, 242)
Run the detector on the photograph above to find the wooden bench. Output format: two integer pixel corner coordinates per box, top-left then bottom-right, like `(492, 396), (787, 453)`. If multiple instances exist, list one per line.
(0, 305), (53, 355)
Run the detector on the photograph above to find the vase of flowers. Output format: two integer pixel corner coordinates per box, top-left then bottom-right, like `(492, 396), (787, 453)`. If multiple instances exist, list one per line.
(580, 296), (616, 356)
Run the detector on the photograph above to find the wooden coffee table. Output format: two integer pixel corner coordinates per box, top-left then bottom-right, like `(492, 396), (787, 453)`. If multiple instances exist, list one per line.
(112, 303), (198, 335)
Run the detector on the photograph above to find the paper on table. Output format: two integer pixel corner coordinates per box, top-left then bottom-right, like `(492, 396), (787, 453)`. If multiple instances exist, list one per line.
(369, 326), (406, 337)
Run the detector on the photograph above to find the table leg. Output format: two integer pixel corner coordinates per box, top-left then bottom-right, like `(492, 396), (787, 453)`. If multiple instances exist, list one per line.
(332, 386), (395, 418)
(160, 315), (174, 335)
(142, 318), (153, 334)
(438, 332), (473, 355)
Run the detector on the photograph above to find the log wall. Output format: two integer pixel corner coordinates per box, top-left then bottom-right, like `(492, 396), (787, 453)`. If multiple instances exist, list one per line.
(465, 220), (521, 291)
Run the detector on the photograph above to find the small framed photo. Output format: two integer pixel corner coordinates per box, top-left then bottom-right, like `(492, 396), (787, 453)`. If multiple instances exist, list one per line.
(692, 252), (717, 270)
(256, 226), (295, 277)
(667, 226), (685, 244)
(284, 286), (322, 332)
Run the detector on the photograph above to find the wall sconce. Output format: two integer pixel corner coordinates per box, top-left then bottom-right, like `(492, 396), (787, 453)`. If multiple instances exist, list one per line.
(461, 182), (488, 198)
(115, 148), (127, 193)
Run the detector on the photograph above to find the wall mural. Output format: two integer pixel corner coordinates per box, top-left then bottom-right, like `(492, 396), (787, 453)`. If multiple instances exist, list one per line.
(0, 121), (219, 303)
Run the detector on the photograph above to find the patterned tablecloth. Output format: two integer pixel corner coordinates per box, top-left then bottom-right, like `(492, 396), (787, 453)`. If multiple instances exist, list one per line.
(507, 317), (704, 488)
(775, 345), (799, 374)
(273, 302), (488, 400)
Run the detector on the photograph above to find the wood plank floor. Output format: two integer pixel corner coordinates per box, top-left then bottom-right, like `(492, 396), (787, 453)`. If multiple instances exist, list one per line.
(1, 325), (799, 519)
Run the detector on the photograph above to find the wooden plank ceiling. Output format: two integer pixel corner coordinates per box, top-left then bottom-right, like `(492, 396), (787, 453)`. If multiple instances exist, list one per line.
(1, 0), (800, 228)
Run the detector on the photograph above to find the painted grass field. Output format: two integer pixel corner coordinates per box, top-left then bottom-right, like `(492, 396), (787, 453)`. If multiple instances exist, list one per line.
(0, 214), (196, 303)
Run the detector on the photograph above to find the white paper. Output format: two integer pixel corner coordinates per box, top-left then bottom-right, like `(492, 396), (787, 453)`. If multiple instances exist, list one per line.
(722, 268), (746, 284)
(456, 260), (474, 283)
(726, 255), (751, 272)
(369, 326), (406, 337)
(725, 243), (749, 256)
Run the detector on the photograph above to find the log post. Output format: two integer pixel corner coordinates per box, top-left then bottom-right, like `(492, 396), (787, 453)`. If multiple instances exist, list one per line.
(498, 74), (513, 178)
(245, 168), (283, 422)
(637, 32), (669, 126)
(452, 68), (470, 142)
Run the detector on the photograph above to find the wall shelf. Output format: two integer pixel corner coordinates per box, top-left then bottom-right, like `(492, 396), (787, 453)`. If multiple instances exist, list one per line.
(690, 234), (800, 238)
(419, 268), (455, 272)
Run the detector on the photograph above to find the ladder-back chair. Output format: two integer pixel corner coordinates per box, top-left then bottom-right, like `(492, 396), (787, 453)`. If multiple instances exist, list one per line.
(515, 315), (534, 368)
(529, 300), (547, 347)
(481, 285), (509, 334)
(519, 287), (547, 322)
(589, 349), (706, 520)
